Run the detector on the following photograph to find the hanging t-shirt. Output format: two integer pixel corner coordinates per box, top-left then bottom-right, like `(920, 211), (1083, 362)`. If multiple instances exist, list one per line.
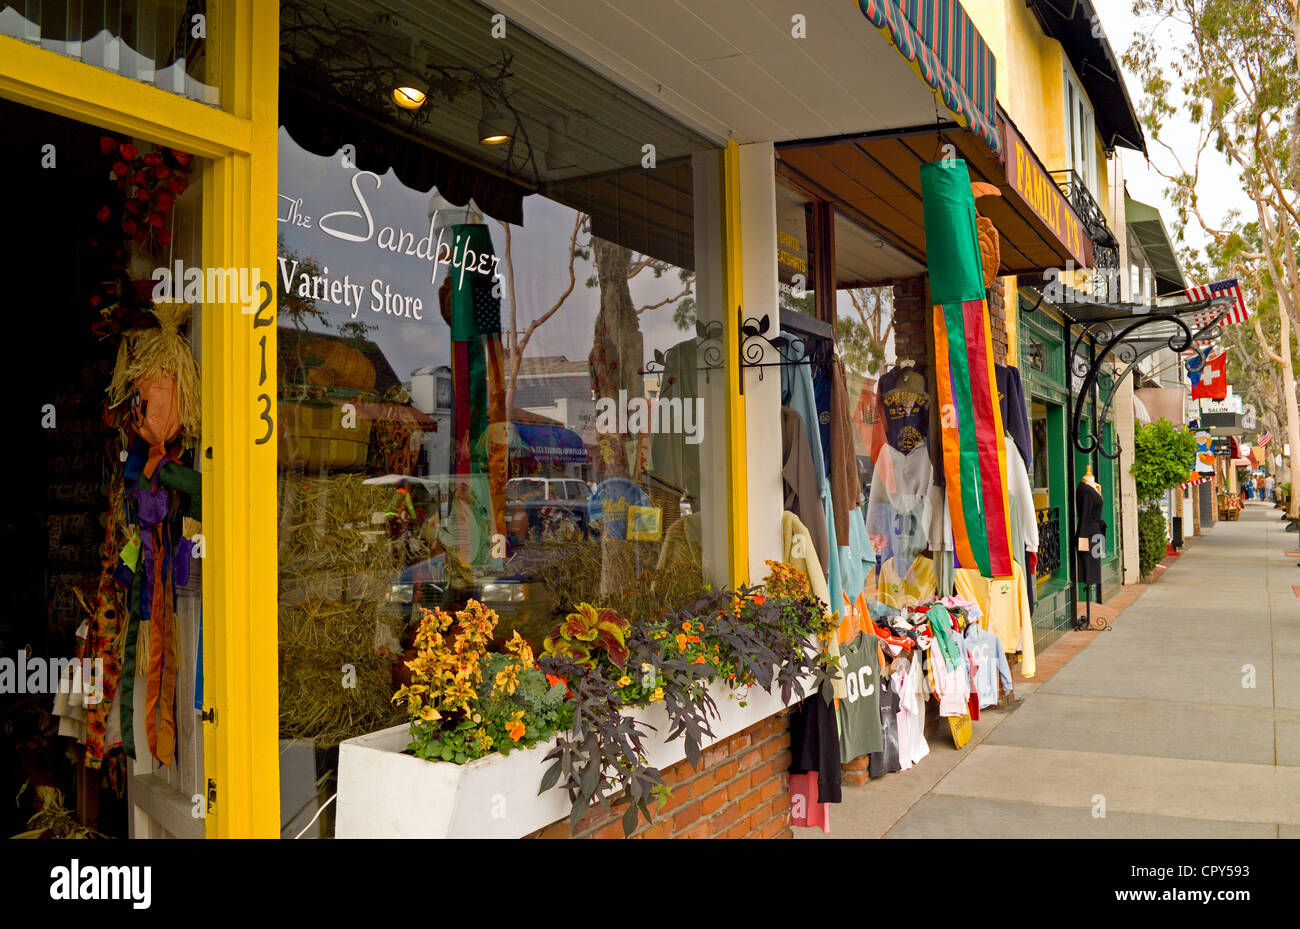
(876, 365), (930, 453)
(996, 363), (1032, 473)
(893, 652), (930, 769)
(865, 444), (940, 580)
(867, 684), (902, 778)
(789, 690), (842, 803)
(874, 554), (937, 608)
(789, 771), (830, 832)
(965, 624), (1013, 708)
(926, 636), (971, 718)
(953, 562), (1036, 678)
(836, 632), (883, 762)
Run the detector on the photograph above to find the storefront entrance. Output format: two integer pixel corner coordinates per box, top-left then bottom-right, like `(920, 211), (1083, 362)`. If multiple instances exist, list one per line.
(1, 1), (280, 838)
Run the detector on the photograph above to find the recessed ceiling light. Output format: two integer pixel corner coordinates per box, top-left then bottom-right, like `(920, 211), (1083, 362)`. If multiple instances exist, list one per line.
(392, 86), (427, 109)
(478, 96), (512, 144)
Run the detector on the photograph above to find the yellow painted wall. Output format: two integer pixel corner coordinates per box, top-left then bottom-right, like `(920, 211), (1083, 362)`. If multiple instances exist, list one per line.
(964, 0), (1118, 229)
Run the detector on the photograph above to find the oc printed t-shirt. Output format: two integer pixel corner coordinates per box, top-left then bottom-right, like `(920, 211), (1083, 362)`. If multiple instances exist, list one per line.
(836, 632), (883, 762)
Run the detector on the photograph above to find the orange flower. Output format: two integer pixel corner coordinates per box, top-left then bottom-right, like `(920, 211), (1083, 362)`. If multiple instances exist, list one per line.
(506, 717), (526, 741)
(545, 673), (566, 689)
(681, 621), (692, 632)
(753, 595), (766, 605)
(676, 633), (688, 652)
(693, 656), (707, 664)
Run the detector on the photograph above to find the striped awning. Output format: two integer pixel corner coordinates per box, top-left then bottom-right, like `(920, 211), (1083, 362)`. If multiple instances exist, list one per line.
(857, 0), (1000, 158)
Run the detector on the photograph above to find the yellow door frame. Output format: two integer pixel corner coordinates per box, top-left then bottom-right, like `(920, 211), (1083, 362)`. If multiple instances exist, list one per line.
(0, 1), (280, 838)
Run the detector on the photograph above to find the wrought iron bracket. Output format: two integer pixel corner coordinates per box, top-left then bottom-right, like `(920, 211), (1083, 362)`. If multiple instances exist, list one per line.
(1066, 309), (1225, 460)
(638, 319), (725, 383)
(738, 312), (831, 390)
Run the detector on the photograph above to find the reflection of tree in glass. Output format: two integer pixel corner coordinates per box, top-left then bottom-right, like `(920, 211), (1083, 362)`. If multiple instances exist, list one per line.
(337, 319), (378, 347)
(501, 213), (698, 410)
(837, 287), (894, 377)
(277, 232), (329, 331)
(503, 213), (586, 412)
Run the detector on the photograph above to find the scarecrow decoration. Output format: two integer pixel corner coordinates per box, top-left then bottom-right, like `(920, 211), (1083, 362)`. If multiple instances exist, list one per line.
(105, 304), (202, 767)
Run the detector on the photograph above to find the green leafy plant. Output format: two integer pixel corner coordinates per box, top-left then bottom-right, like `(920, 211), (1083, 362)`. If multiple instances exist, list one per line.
(542, 603), (631, 669)
(393, 602), (571, 764)
(537, 565), (834, 837)
(1137, 505), (1168, 579)
(1131, 419), (1197, 504)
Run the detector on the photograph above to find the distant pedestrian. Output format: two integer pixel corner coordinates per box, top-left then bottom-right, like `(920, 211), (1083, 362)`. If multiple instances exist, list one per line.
(1266, 474), (1275, 502)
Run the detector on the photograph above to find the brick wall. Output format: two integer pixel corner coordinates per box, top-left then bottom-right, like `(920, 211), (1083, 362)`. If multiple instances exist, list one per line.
(989, 277), (1008, 365)
(892, 276), (929, 363)
(526, 712), (793, 839)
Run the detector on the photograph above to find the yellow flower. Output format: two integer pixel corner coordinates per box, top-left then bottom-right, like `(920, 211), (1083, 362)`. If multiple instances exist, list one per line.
(650, 687), (664, 703)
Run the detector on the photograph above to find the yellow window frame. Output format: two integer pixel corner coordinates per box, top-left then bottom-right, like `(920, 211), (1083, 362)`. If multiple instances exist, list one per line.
(0, 1), (279, 838)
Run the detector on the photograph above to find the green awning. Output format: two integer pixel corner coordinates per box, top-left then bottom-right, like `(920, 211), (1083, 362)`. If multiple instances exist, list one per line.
(1125, 194), (1186, 295)
(857, 0), (1001, 158)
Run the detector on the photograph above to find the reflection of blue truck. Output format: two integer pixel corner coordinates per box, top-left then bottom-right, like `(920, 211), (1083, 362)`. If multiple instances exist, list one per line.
(505, 477), (593, 545)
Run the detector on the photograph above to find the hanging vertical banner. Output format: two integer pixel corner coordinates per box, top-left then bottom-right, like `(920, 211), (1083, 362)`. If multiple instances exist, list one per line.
(921, 159), (1014, 578)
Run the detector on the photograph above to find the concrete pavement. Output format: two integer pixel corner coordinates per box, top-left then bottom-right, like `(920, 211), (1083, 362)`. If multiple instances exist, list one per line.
(797, 501), (1300, 838)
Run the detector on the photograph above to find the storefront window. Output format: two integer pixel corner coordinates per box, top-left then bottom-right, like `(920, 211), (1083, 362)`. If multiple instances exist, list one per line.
(777, 184), (814, 316)
(272, 0), (725, 835)
(1, 1), (220, 106)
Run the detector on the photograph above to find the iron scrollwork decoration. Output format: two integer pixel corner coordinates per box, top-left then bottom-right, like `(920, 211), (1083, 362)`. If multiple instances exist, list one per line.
(738, 313), (831, 389)
(1067, 302), (1228, 461)
(1035, 506), (1061, 578)
(638, 319), (725, 383)
(1068, 314), (1195, 460)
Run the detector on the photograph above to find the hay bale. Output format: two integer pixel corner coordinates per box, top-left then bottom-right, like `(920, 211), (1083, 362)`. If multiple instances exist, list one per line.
(277, 473), (415, 747)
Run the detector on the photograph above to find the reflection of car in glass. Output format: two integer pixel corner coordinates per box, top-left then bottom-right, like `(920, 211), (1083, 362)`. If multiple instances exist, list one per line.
(505, 477), (592, 545)
(389, 546), (563, 650)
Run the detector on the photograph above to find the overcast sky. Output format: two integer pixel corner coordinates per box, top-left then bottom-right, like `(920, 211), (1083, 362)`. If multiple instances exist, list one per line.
(1104, 2), (1253, 262)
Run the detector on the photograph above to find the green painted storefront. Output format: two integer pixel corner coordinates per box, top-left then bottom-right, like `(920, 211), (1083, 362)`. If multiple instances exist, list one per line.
(1017, 300), (1123, 655)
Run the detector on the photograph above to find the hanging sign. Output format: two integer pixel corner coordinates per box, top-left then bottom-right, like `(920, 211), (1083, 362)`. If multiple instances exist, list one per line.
(1001, 121), (1093, 268)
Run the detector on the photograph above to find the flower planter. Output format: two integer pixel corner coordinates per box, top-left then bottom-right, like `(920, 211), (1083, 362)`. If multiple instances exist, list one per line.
(335, 676), (806, 838)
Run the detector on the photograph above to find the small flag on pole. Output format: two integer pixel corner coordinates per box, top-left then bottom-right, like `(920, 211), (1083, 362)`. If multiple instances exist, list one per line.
(1258, 430), (1273, 449)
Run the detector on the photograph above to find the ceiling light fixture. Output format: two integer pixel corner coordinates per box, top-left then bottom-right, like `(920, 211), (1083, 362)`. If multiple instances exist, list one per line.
(391, 39), (429, 110)
(544, 116), (578, 171)
(478, 96), (512, 144)
(391, 85), (427, 109)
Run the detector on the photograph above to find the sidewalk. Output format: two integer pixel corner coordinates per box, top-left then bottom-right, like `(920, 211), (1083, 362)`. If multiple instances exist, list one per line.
(797, 501), (1300, 838)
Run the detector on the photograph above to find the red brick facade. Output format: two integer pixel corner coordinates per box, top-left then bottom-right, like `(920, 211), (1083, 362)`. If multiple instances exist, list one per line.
(892, 276), (929, 364)
(526, 712), (793, 839)
(988, 277), (1008, 365)
(893, 275), (1008, 366)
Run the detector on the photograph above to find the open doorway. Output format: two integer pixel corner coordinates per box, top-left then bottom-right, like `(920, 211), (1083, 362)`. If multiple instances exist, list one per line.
(1, 97), (205, 838)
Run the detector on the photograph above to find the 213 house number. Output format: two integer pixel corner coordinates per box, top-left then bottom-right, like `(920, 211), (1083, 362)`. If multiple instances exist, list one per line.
(254, 281), (273, 444)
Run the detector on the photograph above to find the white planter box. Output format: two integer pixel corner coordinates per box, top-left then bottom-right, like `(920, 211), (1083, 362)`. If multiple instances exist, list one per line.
(335, 676), (807, 838)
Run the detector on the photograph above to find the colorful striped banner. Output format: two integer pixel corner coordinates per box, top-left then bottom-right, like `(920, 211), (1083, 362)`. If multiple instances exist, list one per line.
(921, 159), (1014, 578)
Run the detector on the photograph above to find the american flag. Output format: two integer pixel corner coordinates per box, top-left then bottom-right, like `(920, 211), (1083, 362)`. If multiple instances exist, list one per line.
(1258, 430), (1273, 449)
(1179, 279), (1249, 357)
